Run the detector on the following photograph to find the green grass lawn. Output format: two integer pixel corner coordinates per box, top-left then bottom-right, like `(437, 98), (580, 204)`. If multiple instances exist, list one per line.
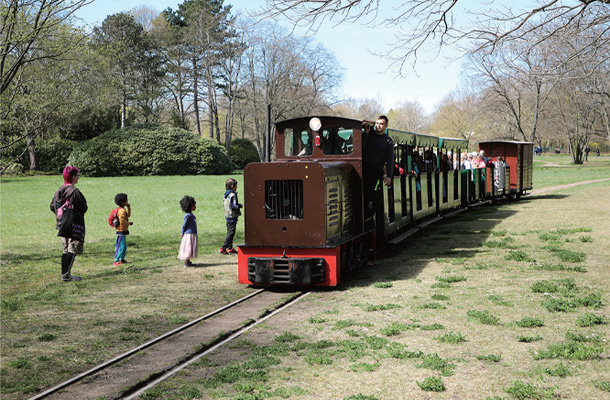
(1, 173), (254, 398)
(1, 161), (609, 399)
(532, 154), (610, 188)
(2, 174), (243, 259)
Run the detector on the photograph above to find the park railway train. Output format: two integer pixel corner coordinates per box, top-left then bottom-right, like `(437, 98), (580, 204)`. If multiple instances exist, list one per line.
(237, 116), (533, 287)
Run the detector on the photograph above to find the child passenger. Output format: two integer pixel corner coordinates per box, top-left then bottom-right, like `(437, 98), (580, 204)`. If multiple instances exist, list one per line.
(113, 193), (133, 266)
(179, 195), (198, 267)
(219, 178), (242, 254)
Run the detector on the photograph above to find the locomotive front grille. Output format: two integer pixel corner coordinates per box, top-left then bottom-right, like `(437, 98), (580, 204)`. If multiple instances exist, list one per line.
(271, 258), (291, 281)
(265, 180), (304, 220)
(248, 257), (325, 284)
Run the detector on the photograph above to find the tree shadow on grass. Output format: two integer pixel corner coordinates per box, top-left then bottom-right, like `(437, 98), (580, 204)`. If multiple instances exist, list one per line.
(341, 204), (520, 290)
(2, 251), (57, 263)
(520, 194), (569, 202)
(84, 264), (171, 280)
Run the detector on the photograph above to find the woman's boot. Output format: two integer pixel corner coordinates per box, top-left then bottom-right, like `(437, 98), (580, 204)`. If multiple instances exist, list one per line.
(61, 253), (81, 281)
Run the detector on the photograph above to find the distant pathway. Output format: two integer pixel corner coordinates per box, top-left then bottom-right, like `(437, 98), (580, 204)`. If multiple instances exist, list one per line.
(539, 158), (606, 167)
(530, 178), (610, 195)
(540, 162), (573, 167)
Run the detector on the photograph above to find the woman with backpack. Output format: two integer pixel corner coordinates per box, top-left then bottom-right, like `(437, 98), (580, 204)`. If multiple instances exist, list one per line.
(50, 166), (88, 282)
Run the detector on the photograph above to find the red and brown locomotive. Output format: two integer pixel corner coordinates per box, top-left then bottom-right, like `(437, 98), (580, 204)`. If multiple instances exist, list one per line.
(237, 116), (533, 286)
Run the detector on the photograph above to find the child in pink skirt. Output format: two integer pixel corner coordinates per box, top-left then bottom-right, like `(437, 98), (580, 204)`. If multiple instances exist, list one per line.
(178, 196), (198, 267)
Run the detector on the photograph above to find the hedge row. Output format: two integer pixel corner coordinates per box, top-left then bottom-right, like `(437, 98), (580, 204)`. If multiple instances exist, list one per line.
(68, 125), (232, 176)
(229, 138), (261, 169)
(1, 138), (76, 174)
(2, 126), (260, 176)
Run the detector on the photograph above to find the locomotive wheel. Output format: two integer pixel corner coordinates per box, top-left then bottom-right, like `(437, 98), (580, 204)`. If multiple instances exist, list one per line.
(341, 250), (349, 276)
(356, 242), (367, 269)
(348, 245), (356, 272)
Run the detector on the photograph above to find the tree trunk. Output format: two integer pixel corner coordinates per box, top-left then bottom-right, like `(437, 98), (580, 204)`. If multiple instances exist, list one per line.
(225, 100), (234, 152)
(177, 84), (187, 129)
(601, 107), (610, 146)
(177, 72), (187, 129)
(568, 134), (586, 164)
(208, 97), (214, 140)
(192, 57), (201, 136)
(121, 70), (127, 128)
(26, 132), (38, 171)
(214, 104), (221, 144)
(239, 111), (246, 140)
(121, 89), (127, 128)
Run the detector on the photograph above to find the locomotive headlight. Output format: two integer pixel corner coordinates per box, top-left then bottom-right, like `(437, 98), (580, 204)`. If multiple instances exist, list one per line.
(309, 117), (322, 132)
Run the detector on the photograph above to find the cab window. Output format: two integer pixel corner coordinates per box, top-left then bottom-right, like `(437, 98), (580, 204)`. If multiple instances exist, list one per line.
(321, 128), (353, 155)
(284, 129), (312, 157)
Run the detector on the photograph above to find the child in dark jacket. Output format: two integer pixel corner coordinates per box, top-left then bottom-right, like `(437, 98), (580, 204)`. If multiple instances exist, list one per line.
(179, 195), (198, 267)
(113, 193), (133, 266)
(219, 178), (242, 254)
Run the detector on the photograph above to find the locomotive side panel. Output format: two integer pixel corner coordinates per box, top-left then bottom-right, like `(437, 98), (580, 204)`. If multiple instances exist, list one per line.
(325, 164), (361, 244)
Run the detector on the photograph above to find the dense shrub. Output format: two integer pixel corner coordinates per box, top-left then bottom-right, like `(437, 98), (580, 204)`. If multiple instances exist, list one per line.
(229, 138), (260, 169)
(0, 141), (27, 174)
(1, 138), (75, 174)
(65, 105), (121, 141)
(68, 124), (231, 176)
(36, 138), (77, 173)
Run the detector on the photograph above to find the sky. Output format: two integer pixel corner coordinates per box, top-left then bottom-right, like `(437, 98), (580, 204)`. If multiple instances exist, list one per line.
(75, 0), (470, 114)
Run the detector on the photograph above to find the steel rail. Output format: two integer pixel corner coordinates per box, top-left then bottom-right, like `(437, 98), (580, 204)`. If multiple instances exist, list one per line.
(28, 288), (268, 400)
(123, 290), (312, 400)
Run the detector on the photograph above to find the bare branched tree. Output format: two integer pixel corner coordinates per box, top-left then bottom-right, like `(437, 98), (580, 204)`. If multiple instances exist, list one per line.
(388, 100), (429, 132)
(218, 18), (246, 150)
(459, 7), (610, 161)
(260, 1), (610, 74)
(430, 86), (484, 140)
(237, 20), (342, 158)
(333, 97), (386, 121)
(467, 41), (559, 144)
(537, 20), (610, 161)
(130, 4), (160, 32)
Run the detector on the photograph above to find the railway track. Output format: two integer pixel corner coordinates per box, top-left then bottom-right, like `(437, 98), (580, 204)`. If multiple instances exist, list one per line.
(30, 287), (311, 400)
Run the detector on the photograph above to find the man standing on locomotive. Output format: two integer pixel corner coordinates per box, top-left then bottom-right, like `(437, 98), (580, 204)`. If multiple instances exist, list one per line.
(362, 115), (394, 234)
